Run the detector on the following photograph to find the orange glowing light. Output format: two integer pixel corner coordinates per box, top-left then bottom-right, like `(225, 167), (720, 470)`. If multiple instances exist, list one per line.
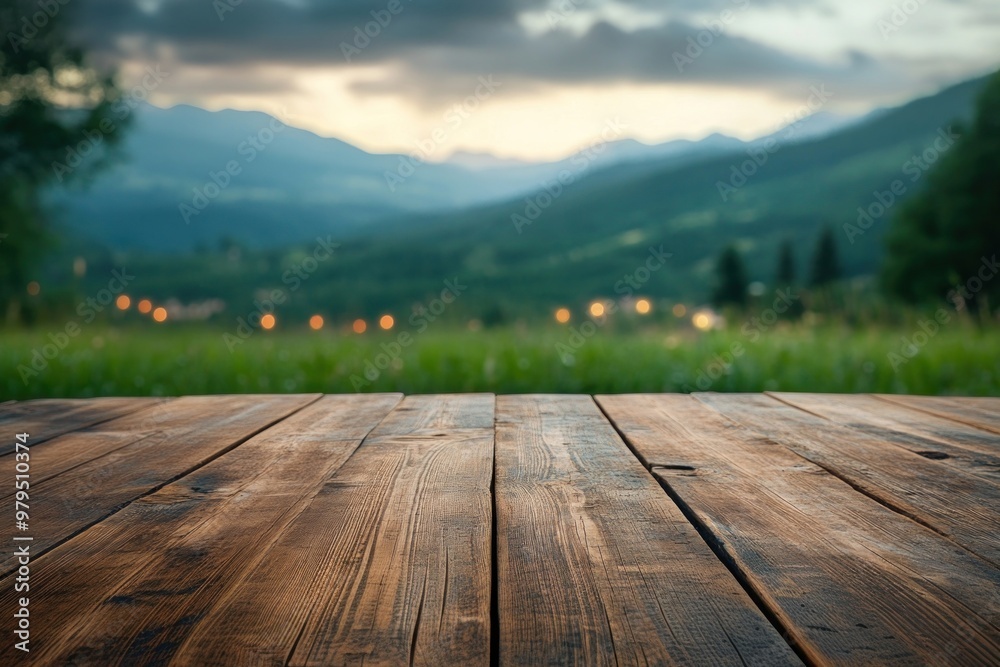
(116, 295), (131, 310)
(138, 299), (153, 314)
(309, 315), (324, 330)
(692, 312), (712, 331)
(152, 307), (168, 322)
(261, 314), (276, 330)
(635, 298), (651, 315)
(589, 301), (605, 318)
(555, 307), (571, 323)
(379, 315), (394, 330)
(672, 304), (687, 318)
(353, 319), (368, 334)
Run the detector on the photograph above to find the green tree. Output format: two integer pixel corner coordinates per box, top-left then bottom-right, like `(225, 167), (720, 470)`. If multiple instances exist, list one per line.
(883, 69), (1000, 307)
(712, 244), (748, 308)
(774, 238), (804, 318)
(1, 1), (126, 318)
(809, 226), (840, 288)
(775, 239), (796, 286)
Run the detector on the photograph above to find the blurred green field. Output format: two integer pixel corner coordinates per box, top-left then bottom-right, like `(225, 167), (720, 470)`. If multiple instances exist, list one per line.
(3, 322), (999, 399)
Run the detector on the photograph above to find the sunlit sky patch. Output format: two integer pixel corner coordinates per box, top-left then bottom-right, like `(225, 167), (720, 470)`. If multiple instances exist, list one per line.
(79, 0), (999, 161)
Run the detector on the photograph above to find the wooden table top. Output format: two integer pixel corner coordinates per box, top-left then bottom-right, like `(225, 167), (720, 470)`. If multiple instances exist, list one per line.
(2, 393), (998, 666)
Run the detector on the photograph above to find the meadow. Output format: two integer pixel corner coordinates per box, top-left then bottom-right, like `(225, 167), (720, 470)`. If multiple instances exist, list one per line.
(3, 321), (999, 399)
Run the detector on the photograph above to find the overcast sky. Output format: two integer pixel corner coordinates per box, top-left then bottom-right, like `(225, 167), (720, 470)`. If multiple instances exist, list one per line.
(76, 0), (999, 161)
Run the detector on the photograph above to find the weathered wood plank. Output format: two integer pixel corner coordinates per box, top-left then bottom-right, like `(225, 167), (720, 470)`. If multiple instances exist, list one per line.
(770, 393), (1000, 479)
(174, 394), (495, 667)
(877, 394), (1000, 436)
(0, 397), (165, 451)
(697, 393), (1000, 566)
(0, 394), (401, 666)
(598, 394), (1000, 666)
(0, 399), (188, 501)
(0, 394), (318, 577)
(496, 395), (800, 666)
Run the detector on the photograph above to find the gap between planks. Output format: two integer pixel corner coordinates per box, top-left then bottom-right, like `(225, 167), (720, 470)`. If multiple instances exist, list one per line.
(0, 394), (321, 578)
(696, 392), (1000, 568)
(597, 394), (1000, 666)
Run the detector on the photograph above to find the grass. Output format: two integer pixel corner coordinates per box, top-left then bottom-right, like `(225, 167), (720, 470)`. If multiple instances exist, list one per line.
(3, 321), (999, 399)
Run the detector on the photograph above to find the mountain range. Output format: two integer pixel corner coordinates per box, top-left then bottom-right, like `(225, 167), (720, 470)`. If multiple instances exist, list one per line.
(52, 101), (859, 253)
(49, 73), (991, 315)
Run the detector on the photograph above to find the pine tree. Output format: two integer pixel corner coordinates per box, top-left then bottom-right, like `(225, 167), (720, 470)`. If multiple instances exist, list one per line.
(776, 239), (796, 286)
(810, 226), (841, 288)
(712, 245), (748, 308)
(774, 238), (805, 318)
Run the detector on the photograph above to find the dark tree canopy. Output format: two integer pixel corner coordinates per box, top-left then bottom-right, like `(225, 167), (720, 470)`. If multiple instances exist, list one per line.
(882, 69), (1000, 306)
(1, 0), (125, 310)
(712, 244), (748, 308)
(809, 226), (840, 288)
(775, 239), (796, 286)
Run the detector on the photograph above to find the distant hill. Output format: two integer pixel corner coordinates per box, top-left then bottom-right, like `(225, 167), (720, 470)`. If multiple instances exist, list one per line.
(50, 104), (778, 252)
(49, 104), (540, 251)
(285, 74), (989, 314)
(51, 74), (991, 318)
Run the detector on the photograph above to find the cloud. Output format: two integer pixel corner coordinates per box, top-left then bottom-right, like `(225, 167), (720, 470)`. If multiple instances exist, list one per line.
(349, 19), (894, 103)
(75, 0), (541, 65)
(71, 0), (972, 108)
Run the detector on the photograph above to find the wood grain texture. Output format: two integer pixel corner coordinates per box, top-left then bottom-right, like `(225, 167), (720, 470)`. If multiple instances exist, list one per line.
(0, 398), (184, 502)
(5, 392), (999, 665)
(599, 394), (1000, 666)
(771, 392), (1000, 478)
(697, 392), (1000, 567)
(0, 394), (401, 667)
(0, 397), (164, 451)
(0, 394), (317, 577)
(175, 393), (495, 667)
(496, 395), (800, 666)
(877, 394), (1000, 435)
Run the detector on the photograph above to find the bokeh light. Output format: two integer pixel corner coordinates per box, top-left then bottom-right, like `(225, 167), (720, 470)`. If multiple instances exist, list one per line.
(692, 312), (712, 331)
(589, 301), (605, 318)
(309, 314), (324, 330)
(379, 314), (394, 330)
(635, 298), (651, 315)
(138, 299), (153, 314)
(555, 307), (571, 323)
(152, 307), (168, 322)
(116, 295), (131, 310)
(261, 314), (276, 330)
(26, 281), (40, 296)
(672, 304), (687, 318)
(353, 318), (367, 334)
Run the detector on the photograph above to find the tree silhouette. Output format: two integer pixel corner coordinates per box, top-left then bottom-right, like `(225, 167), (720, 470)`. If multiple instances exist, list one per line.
(883, 69), (1000, 308)
(712, 245), (748, 308)
(1, 1), (126, 318)
(776, 239), (796, 286)
(774, 238), (804, 318)
(809, 226), (840, 288)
